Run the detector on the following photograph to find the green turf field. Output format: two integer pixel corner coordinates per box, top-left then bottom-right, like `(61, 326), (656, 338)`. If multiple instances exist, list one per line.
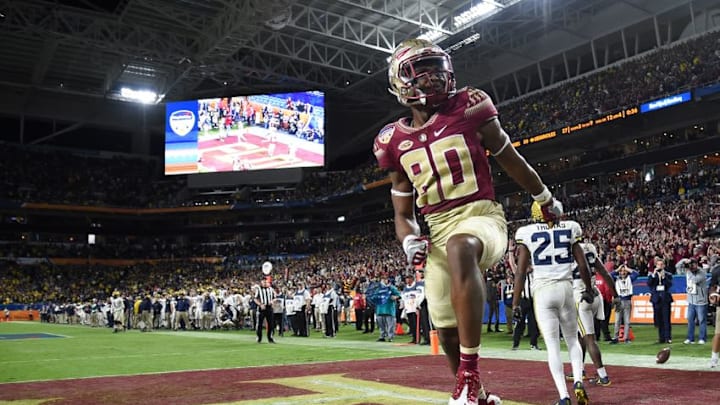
(1, 321), (714, 383)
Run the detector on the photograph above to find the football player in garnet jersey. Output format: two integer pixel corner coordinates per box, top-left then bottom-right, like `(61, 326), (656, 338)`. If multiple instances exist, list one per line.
(373, 38), (563, 405)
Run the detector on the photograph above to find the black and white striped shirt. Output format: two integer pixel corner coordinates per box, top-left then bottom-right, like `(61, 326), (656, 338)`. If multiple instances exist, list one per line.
(255, 286), (275, 306)
(522, 272), (533, 300)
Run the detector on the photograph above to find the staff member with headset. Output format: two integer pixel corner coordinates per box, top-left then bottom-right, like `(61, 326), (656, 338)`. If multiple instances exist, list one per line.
(254, 279), (276, 343)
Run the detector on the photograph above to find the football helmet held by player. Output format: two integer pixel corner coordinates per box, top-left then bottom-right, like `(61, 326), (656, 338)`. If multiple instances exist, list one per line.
(388, 38), (456, 107)
(531, 199), (564, 227)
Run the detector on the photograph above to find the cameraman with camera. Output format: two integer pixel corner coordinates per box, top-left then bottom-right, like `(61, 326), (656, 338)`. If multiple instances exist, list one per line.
(677, 257), (708, 345)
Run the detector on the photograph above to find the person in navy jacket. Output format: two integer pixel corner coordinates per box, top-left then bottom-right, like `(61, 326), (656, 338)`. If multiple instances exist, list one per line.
(648, 258), (674, 344)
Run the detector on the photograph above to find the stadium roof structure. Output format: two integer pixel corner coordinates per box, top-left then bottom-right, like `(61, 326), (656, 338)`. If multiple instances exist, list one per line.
(0, 0), (715, 163)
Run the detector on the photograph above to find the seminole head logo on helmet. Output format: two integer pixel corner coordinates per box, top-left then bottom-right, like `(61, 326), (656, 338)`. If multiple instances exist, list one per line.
(388, 38), (456, 107)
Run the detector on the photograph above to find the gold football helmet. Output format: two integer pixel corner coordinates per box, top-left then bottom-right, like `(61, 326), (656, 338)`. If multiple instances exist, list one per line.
(388, 38), (456, 107)
(531, 201), (545, 222)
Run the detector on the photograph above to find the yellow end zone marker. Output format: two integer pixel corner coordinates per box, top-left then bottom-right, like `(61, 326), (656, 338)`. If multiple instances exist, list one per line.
(212, 373), (531, 405)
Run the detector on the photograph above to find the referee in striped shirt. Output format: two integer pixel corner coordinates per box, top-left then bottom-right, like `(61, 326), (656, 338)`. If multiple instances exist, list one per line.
(254, 279), (276, 343)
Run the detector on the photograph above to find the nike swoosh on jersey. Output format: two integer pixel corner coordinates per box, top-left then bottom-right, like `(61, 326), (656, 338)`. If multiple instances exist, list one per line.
(433, 125), (448, 137)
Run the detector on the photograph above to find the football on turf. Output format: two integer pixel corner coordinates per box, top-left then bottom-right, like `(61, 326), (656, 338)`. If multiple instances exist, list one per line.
(656, 347), (671, 364)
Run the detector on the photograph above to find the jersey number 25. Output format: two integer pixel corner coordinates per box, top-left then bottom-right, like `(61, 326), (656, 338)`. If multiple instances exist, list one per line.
(531, 229), (573, 266)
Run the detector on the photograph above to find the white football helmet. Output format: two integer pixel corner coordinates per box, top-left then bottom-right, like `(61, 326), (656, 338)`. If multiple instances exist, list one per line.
(388, 38), (456, 107)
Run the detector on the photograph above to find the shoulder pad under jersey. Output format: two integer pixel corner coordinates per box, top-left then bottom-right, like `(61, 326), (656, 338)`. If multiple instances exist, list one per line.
(581, 243), (598, 264)
(460, 87), (498, 123)
(514, 223), (536, 246)
(563, 220), (583, 243)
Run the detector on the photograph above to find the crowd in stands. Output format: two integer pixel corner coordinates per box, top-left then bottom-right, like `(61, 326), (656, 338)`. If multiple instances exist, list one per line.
(498, 29), (720, 140)
(0, 226), (407, 306)
(494, 123), (716, 189)
(0, 235), (330, 261)
(2, 165), (718, 306)
(0, 143), (185, 208)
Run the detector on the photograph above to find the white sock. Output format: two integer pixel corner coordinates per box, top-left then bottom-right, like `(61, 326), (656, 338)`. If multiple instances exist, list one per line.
(712, 352), (719, 361)
(597, 367), (607, 379)
(460, 345), (481, 355)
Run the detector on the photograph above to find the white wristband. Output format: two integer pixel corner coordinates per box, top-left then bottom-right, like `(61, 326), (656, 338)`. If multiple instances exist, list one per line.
(391, 189), (413, 197)
(531, 185), (552, 203)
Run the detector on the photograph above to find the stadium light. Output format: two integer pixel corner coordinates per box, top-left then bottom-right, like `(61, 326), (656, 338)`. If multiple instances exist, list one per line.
(454, 0), (526, 29)
(120, 87), (158, 104)
(418, 29), (444, 43)
(454, 2), (497, 27)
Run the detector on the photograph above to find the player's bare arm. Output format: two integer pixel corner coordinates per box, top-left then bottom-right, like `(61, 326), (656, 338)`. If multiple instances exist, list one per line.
(389, 170), (420, 242)
(479, 118), (545, 196)
(511, 247), (529, 310)
(594, 261), (618, 298)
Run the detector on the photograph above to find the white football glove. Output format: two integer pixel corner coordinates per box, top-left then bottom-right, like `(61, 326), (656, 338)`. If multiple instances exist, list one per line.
(533, 186), (564, 226)
(402, 235), (429, 267)
(540, 198), (564, 225)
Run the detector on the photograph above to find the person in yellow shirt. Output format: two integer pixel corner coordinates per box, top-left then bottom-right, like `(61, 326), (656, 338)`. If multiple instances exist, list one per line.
(133, 296), (142, 329)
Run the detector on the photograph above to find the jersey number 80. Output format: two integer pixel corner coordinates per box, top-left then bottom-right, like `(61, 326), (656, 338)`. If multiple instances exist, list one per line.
(399, 135), (479, 208)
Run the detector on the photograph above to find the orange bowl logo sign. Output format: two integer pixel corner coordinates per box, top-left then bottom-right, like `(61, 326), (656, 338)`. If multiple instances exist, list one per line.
(169, 110), (196, 136)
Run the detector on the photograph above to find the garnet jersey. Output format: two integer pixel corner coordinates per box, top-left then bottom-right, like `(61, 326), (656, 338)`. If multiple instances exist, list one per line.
(514, 220), (583, 292)
(373, 87), (498, 215)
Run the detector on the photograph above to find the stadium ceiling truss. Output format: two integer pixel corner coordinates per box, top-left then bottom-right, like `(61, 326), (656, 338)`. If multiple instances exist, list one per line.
(0, 0), (717, 155)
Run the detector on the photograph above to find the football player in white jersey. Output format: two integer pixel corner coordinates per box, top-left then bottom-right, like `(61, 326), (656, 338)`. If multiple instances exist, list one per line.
(512, 203), (595, 405)
(570, 242), (617, 386)
(111, 291), (125, 333)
